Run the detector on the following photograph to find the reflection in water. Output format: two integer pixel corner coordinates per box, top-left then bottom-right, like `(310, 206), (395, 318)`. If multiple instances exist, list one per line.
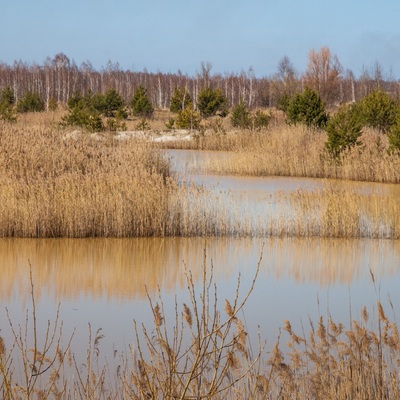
(1, 236), (399, 360)
(0, 237), (399, 305)
(169, 150), (400, 238)
(0, 149), (399, 361)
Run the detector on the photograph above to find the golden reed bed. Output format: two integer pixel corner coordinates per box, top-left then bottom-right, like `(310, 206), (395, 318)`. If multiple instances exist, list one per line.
(0, 114), (399, 238)
(168, 124), (400, 183)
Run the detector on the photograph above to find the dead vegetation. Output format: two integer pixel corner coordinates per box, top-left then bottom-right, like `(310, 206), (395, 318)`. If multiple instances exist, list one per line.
(1, 257), (400, 399)
(178, 126), (400, 184)
(0, 113), (399, 238)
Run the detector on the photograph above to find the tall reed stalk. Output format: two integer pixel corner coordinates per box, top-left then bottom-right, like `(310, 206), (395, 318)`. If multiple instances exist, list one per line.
(1, 258), (400, 399)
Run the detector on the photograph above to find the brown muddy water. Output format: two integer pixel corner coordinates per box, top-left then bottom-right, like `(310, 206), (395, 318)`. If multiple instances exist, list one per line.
(0, 150), (399, 370)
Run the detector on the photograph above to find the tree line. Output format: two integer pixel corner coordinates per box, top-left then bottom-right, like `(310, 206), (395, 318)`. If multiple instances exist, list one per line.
(1, 47), (400, 111)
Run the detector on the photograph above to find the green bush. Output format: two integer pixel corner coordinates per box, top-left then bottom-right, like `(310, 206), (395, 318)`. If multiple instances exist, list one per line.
(105, 117), (127, 132)
(253, 110), (270, 131)
(286, 87), (328, 129)
(16, 92), (45, 113)
(164, 117), (175, 129)
(0, 87), (16, 122)
(359, 89), (399, 133)
(387, 117), (400, 154)
(61, 93), (104, 132)
(130, 86), (154, 118)
(0, 86), (15, 106)
(197, 87), (228, 118)
(67, 92), (89, 109)
(176, 106), (201, 129)
(62, 90), (127, 132)
(136, 118), (151, 130)
(325, 104), (363, 158)
(231, 102), (251, 129)
(92, 88), (126, 118)
(276, 92), (292, 113)
(170, 87), (192, 113)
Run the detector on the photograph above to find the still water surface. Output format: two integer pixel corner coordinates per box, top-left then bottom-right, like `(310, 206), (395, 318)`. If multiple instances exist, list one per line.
(0, 150), (399, 361)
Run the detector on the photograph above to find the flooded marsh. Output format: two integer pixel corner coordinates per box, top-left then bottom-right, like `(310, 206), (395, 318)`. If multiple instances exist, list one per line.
(0, 127), (399, 398)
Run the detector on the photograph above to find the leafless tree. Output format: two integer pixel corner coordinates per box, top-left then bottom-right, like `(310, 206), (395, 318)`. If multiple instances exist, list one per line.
(303, 47), (343, 107)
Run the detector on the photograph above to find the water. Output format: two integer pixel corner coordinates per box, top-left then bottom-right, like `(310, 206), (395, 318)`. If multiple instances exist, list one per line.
(0, 149), (399, 373)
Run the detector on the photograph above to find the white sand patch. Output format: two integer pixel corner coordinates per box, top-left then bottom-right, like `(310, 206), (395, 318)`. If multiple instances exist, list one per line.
(63, 129), (196, 142)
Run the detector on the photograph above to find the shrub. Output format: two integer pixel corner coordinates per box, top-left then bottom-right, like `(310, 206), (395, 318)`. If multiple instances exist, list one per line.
(0, 86), (15, 106)
(61, 93), (104, 132)
(0, 102), (17, 122)
(253, 109), (270, 131)
(92, 88), (126, 118)
(62, 107), (104, 132)
(286, 87), (328, 129)
(325, 104), (363, 158)
(176, 106), (201, 129)
(16, 92), (45, 113)
(231, 101), (251, 129)
(0, 87), (16, 122)
(388, 117), (400, 154)
(105, 117), (127, 132)
(164, 117), (175, 129)
(197, 87), (228, 118)
(276, 92), (292, 113)
(231, 103), (271, 131)
(130, 86), (154, 118)
(135, 118), (151, 130)
(62, 90), (127, 132)
(170, 87), (192, 113)
(67, 92), (88, 109)
(359, 89), (399, 133)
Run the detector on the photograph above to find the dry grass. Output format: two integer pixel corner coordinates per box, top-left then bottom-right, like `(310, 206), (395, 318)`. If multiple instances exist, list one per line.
(0, 122), (256, 238)
(0, 121), (176, 237)
(2, 258), (400, 399)
(287, 185), (400, 239)
(1, 114), (399, 239)
(196, 126), (400, 183)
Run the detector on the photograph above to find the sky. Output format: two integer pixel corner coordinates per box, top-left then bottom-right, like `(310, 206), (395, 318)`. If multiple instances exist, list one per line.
(1, 0), (400, 78)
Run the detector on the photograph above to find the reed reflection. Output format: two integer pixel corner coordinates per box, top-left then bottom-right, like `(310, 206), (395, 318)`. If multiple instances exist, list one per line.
(0, 238), (399, 305)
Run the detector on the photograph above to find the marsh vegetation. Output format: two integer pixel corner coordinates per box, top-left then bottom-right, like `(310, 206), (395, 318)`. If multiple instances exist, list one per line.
(1, 251), (400, 399)
(1, 47), (400, 397)
(0, 111), (399, 239)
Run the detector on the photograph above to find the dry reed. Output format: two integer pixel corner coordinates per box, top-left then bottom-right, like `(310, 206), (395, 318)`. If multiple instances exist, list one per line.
(1, 116), (399, 239)
(0, 122), (175, 237)
(287, 185), (400, 239)
(189, 126), (400, 183)
(2, 258), (400, 399)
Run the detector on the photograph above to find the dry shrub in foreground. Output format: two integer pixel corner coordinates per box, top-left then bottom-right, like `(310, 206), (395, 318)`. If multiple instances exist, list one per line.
(2, 258), (400, 399)
(121, 251), (264, 399)
(273, 302), (400, 399)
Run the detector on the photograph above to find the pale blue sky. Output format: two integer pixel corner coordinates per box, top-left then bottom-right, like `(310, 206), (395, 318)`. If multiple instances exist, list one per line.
(1, 0), (400, 77)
